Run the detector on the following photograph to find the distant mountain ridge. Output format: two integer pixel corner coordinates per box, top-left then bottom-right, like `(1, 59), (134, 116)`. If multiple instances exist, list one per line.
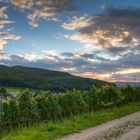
(115, 82), (140, 87)
(0, 65), (113, 92)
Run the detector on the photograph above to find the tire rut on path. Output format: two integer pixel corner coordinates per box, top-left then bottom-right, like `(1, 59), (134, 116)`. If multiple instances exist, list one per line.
(117, 126), (140, 140)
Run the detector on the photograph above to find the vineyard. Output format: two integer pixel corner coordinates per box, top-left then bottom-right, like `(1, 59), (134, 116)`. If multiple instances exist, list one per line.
(0, 85), (140, 138)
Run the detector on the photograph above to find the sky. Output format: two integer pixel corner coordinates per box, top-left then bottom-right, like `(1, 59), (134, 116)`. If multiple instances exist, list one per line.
(0, 0), (140, 82)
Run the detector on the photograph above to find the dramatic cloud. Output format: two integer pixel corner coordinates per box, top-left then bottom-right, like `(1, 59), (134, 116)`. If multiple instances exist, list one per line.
(62, 14), (92, 30)
(106, 46), (130, 55)
(0, 32), (21, 55)
(0, 1), (139, 82)
(0, 6), (8, 18)
(1, 48), (140, 82)
(0, 5), (21, 56)
(65, 7), (140, 58)
(62, 7), (140, 80)
(1, 0), (78, 27)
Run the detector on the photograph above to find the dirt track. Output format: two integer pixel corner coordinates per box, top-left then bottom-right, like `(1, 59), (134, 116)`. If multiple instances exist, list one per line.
(57, 112), (140, 140)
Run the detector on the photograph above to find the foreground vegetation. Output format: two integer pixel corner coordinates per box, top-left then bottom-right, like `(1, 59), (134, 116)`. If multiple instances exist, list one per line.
(0, 84), (140, 139)
(2, 102), (140, 140)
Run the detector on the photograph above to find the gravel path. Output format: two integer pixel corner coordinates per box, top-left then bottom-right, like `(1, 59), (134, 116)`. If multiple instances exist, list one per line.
(118, 126), (140, 140)
(57, 112), (140, 140)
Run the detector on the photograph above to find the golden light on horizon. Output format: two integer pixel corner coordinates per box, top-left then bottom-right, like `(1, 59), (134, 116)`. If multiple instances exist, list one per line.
(78, 68), (140, 82)
(78, 72), (112, 81)
(123, 31), (130, 37)
(116, 68), (140, 74)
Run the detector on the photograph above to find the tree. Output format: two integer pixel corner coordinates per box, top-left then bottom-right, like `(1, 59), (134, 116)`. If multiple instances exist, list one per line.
(18, 92), (32, 126)
(100, 85), (119, 103)
(35, 96), (47, 121)
(0, 87), (7, 138)
(122, 84), (135, 103)
(2, 101), (9, 125)
(87, 86), (100, 111)
(46, 95), (62, 121)
(0, 88), (8, 99)
(8, 99), (19, 128)
(58, 94), (70, 117)
(0, 88), (7, 116)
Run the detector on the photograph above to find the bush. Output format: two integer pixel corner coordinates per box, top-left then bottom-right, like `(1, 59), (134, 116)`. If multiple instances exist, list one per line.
(0, 85), (140, 136)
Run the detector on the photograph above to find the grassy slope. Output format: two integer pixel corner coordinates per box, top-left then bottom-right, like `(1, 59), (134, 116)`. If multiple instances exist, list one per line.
(3, 102), (140, 140)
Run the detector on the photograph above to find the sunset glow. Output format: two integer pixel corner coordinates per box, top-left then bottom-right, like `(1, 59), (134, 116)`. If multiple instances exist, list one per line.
(0, 0), (140, 82)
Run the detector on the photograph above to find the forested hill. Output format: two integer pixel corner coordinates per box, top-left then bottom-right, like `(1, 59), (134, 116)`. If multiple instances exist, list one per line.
(0, 65), (113, 92)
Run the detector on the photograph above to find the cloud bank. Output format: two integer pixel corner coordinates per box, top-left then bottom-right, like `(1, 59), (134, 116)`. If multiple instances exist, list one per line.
(1, 47), (140, 82)
(0, 1), (139, 82)
(0, 5), (21, 57)
(1, 0), (78, 27)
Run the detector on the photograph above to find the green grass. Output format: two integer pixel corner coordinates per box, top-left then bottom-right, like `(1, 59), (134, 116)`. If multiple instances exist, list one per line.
(2, 102), (140, 140)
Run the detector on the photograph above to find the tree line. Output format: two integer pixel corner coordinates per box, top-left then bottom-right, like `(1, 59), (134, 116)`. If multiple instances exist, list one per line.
(0, 85), (140, 137)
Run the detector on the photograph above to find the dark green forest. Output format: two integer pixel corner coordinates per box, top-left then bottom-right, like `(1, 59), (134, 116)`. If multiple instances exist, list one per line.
(0, 65), (112, 92)
(0, 84), (140, 137)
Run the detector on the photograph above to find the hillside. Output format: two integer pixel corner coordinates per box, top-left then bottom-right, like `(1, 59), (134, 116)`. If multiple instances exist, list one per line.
(0, 65), (112, 92)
